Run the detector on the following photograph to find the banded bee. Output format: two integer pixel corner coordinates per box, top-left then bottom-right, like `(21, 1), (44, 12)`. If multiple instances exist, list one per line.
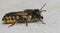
(2, 11), (30, 27)
(2, 3), (46, 27)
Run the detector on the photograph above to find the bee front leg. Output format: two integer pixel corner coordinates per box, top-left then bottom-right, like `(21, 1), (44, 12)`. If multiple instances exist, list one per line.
(40, 19), (46, 24)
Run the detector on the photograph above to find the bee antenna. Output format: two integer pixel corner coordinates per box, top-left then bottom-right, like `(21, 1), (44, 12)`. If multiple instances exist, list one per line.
(40, 3), (46, 10)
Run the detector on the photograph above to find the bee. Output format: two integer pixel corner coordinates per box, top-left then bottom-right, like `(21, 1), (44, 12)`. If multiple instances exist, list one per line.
(2, 3), (46, 27)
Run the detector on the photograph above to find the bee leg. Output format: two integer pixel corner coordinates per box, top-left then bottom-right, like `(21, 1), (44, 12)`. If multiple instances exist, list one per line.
(24, 18), (28, 26)
(40, 19), (46, 24)
(8, 22), (16, 27)
(25, 20), (28, 26)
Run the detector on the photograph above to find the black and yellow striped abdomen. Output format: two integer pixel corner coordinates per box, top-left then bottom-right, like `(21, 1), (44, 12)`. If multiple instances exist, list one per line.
(2, 12), (22, 24)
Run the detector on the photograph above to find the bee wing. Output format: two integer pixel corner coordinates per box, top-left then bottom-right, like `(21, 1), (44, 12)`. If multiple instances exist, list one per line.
(17, 12), (28, 16)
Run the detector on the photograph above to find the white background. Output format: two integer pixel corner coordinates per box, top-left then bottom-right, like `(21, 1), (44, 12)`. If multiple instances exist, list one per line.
(0, 0), (60, 33)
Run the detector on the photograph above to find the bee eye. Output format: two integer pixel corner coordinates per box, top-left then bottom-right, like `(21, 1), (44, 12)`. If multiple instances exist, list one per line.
(36, 12), (39, 14)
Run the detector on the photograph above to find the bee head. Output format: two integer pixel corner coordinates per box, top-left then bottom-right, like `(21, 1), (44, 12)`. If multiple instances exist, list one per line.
(34, 9), (40, 15)
(34, 9), (43, 19)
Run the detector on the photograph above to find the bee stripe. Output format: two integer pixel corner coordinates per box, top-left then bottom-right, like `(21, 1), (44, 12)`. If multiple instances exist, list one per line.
(3, 15), (22, 23)
(3, 16), (16, 23)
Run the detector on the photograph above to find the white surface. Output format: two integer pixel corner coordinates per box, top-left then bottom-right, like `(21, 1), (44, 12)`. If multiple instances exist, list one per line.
(0, 0), (60, 33)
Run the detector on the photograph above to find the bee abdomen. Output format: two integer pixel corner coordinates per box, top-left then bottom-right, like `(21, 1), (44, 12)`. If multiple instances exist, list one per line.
(2, 15), (20, 23)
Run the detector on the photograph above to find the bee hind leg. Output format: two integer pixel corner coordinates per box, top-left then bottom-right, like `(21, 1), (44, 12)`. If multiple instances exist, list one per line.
(8, 22), (16, 27)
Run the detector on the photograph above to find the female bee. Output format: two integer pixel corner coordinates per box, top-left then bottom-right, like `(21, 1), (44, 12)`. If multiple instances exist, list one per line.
(2, 3), (46, 27)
